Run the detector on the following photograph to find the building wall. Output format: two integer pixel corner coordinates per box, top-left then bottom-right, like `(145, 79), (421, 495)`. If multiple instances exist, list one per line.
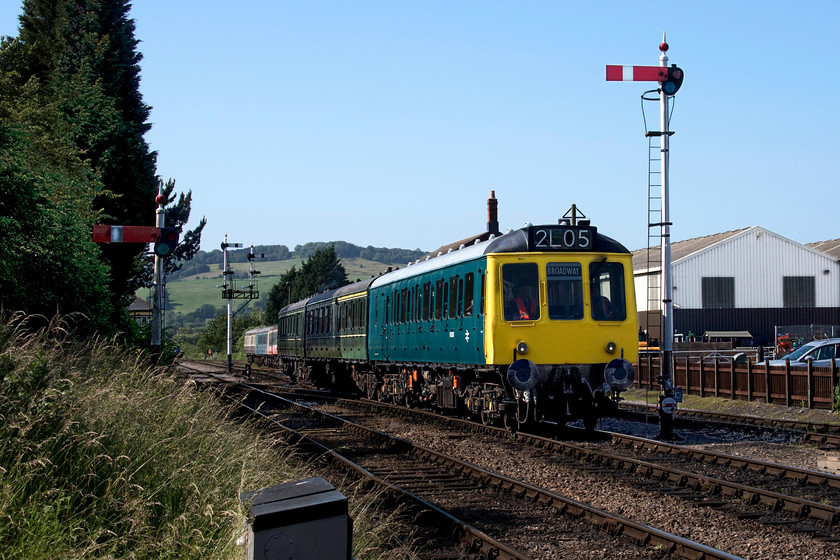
(673, 227), (840, 309)
(674, 308), (840, 347)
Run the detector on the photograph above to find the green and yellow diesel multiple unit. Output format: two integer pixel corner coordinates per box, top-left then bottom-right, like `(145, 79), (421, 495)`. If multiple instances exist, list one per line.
(248, 214), (638, 429)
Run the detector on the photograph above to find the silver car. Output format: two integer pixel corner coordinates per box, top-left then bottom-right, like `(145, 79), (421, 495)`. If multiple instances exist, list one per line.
(761, 338), (840, 368)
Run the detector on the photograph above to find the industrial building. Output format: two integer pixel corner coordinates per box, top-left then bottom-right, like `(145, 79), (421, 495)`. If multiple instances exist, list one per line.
(634, 228), (840, 347)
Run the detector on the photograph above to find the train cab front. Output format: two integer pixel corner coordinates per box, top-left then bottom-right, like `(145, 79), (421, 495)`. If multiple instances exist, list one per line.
(484, 229), (639, 429)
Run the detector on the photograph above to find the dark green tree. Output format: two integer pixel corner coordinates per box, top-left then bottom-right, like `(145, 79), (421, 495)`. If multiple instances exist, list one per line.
(264, 245), (349, 322)
(0, 36), (113, 331)
(18, 0), (160, 323)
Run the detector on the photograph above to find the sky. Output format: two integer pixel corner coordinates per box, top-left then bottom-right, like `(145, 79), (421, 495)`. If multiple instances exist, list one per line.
(2, 1), (839, 254)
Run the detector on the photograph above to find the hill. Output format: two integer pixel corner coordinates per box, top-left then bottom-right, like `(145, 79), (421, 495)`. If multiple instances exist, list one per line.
(155, 243), (426, 328)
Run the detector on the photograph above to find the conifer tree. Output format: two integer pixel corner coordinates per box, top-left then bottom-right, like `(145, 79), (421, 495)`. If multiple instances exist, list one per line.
(18, 0), (159, 321)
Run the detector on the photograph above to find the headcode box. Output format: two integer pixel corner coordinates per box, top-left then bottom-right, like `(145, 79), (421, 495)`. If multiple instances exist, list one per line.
(241, 477), (352, 560)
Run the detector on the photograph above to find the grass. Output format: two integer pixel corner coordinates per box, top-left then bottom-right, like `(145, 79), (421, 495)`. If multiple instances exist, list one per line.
(160, 257), (400, 316)
(0, 313), (418, 559)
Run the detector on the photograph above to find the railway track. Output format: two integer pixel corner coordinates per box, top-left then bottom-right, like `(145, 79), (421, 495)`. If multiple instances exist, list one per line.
(178, 360), (840, 556)
(616, 401), (840, 449)
(325, 398), (840, 557)
(341, 399), (840, 538)
(181, 363), (739, 559)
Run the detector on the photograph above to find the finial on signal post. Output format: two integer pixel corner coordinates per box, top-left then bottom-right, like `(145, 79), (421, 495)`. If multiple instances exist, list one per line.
(155, 180), (166, 207)
(660, 31), (669, 53)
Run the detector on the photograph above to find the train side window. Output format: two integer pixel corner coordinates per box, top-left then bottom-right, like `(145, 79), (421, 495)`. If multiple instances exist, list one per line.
(416, 285), (422, 322)
(502, 263), (540, 321)
(457, 277), (464, 317)
(400, 288), (407, 323)
(435, 280), (443, 319)
(423, 282), (430, 321)
(589, 261), (627, 321)
(442, 281), (449, 318)
(464, 273), (474, 317)
(448, 276), (458, 319)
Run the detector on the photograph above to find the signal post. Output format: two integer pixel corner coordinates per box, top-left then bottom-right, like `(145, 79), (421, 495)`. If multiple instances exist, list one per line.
(220, 237), (263, 372)
(92, 187), (180, 354)
(606, 34), (684, 439)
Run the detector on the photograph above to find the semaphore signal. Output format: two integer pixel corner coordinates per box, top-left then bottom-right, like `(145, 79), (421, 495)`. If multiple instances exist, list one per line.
(606, 33), (684, 440)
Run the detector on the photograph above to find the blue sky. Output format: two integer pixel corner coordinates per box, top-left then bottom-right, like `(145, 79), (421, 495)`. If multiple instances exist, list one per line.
(3, 1), (839, 254)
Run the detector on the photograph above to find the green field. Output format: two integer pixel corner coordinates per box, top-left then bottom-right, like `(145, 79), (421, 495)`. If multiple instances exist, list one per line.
(163, 257), (402, 316)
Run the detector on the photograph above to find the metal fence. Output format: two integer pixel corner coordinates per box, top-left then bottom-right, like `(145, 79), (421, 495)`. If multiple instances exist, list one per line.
(636, 353), (840, 410)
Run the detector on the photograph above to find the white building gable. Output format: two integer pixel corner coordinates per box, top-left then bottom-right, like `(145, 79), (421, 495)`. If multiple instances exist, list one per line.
(670, 227), (839, 309)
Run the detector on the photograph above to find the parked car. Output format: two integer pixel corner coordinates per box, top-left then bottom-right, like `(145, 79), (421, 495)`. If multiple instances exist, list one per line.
(758, 338), (840, 368)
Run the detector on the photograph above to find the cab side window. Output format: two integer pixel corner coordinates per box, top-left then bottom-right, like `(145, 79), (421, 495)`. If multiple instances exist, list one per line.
(589, 261), (627, 321)
(502, 263), (540, 321)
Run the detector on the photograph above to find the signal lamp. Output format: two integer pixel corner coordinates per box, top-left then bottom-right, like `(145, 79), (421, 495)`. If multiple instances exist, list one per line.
(154, 227), (180, 258)
(662, 65), (684, 95)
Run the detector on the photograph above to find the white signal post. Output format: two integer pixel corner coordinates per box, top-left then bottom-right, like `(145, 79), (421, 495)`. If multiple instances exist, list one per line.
(152, 184), (166, 352)
(657, 37), (676, 440)
(607, 33), (682, 439)
(219, 236), (262, 373)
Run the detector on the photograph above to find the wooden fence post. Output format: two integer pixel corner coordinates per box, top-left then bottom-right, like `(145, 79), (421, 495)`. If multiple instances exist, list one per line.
(699, 359), (705, 398)
(765, 361), (771, 404)
(785, 361), (791, 407)
(731, 362), (736, 400)
(832, 358), (838, 411)
(807, 362), (813, 410)
(747, 360), (753, 402)
(714, 359), (719, 398)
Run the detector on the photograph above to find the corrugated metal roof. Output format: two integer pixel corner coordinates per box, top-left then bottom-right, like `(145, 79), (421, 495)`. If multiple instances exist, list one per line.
(705, 330), (752, 338)
(807, 238), (840, 260)
(632, 228), (750, 272)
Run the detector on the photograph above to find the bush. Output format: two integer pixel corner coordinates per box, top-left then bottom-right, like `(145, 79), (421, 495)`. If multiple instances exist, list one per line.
(0, 313), (416, 559)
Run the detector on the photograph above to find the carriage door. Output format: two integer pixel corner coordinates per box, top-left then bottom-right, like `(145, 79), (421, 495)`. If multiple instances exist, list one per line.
(383, 294), (390, 360)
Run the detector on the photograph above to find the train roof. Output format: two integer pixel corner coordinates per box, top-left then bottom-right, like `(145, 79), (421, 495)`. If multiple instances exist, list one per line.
(244, 325), (277, 336)
(333, 276), (377, 298)
(370, 224), (630, 288)
(308, 287), (340, 304)
(279, 295), (312, 316)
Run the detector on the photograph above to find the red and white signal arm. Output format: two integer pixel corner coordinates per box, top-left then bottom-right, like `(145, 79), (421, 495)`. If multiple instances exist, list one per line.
(605, 65), (668, 82)
(661, 397), (677, 414)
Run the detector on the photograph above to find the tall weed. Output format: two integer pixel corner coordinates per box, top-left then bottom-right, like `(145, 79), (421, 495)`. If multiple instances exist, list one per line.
(0, 314), (418, 559)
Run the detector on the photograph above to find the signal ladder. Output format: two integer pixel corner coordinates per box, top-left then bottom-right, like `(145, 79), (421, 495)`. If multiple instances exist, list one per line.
(643, 130), (672, 347)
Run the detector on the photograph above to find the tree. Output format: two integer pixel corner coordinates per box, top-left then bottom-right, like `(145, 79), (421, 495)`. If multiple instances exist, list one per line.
(264, 245), (349, 322)
(18, 0), (160, 325)
(0, 36), (113, 332)
(135, 178), (206, 287)
(198, 307), (264, 359)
